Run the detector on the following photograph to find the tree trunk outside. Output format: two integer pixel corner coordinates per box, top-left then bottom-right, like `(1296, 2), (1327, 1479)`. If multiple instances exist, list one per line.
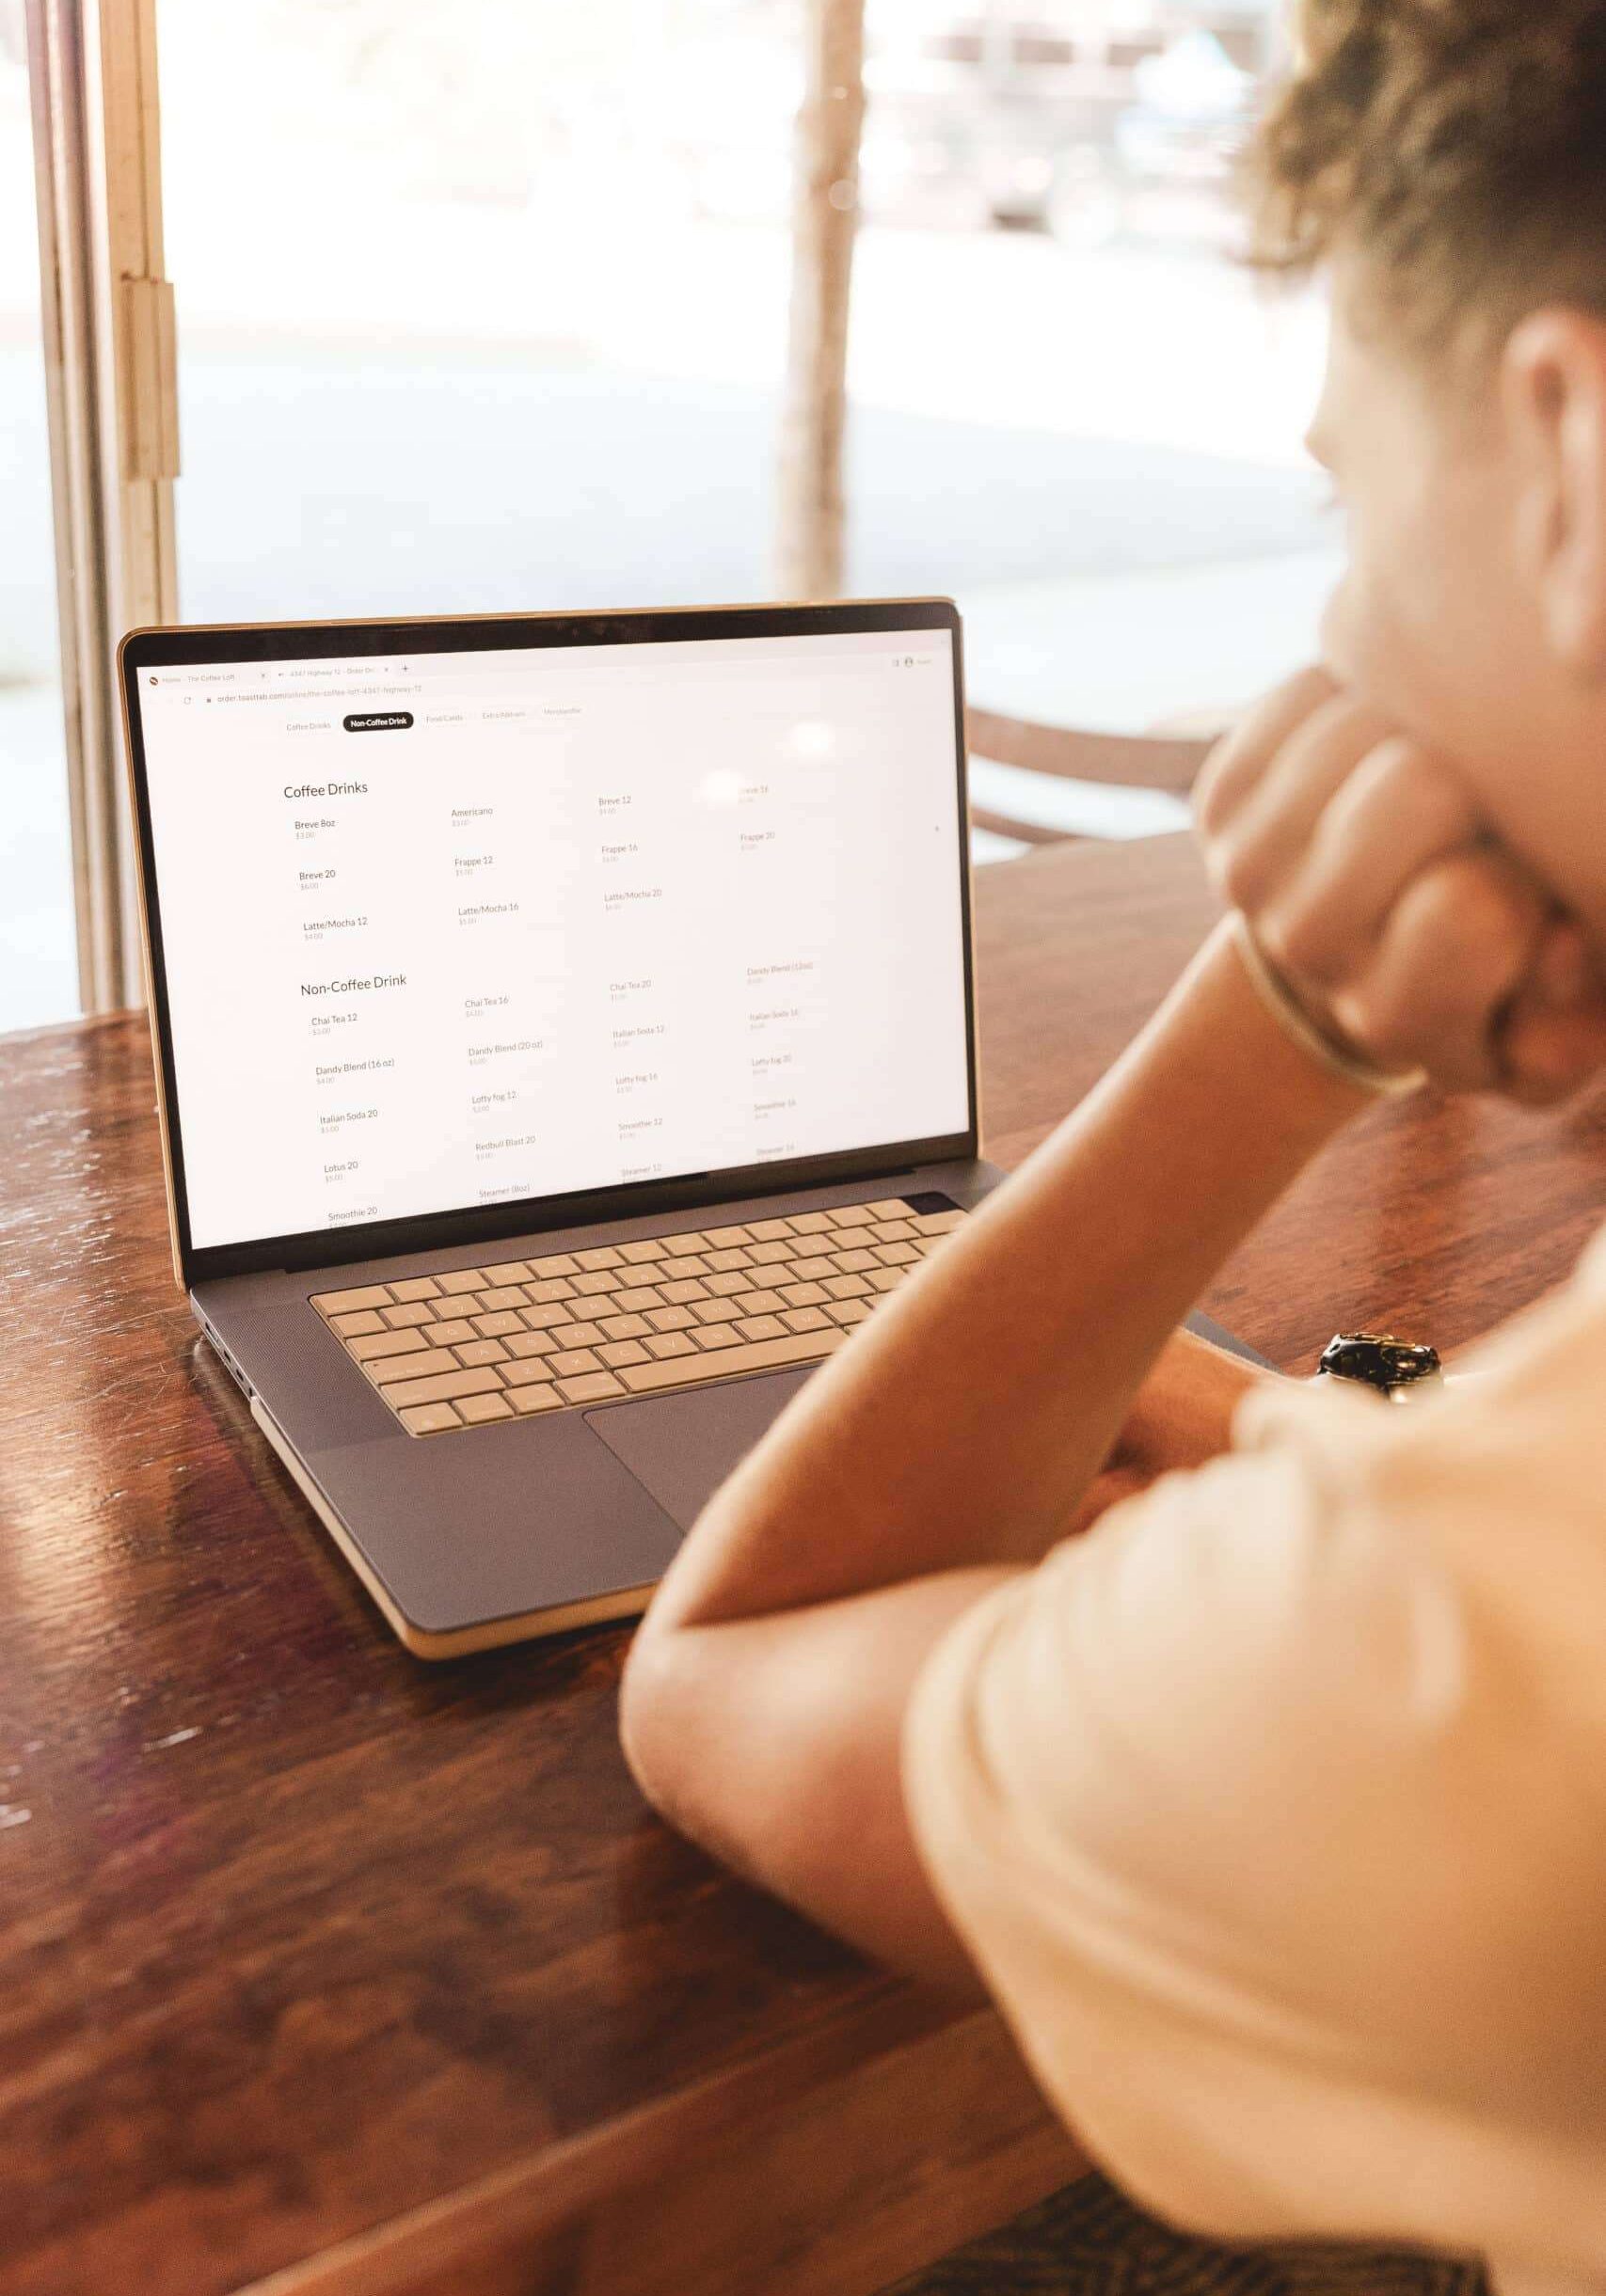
(776, 0), (867, 601)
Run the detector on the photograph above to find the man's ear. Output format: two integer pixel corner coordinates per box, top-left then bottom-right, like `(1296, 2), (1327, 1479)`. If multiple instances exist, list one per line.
(1502, 309), (1606, 680)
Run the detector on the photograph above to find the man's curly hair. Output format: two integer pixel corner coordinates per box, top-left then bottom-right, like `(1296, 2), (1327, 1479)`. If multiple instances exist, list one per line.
(1246, 0), (1606, 353)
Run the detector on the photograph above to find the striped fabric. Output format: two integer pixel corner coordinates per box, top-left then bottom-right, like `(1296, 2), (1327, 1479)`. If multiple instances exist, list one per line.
(877, 2176), (1490, 2296)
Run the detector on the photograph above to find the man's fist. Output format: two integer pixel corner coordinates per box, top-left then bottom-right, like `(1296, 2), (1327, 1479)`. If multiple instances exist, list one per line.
(1194, 668), (1606, 1105)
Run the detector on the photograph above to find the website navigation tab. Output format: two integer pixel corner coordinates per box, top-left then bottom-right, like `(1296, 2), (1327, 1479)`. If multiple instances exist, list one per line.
(137, 626), (970, 1251)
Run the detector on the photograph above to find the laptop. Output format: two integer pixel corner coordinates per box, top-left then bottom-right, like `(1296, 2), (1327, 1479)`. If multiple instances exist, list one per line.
(120, 598), (1255, 1659)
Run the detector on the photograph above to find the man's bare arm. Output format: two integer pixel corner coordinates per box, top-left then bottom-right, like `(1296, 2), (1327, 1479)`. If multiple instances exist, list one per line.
(620, 1564), (1022, 2003)
(616, 915), (1350, 1980)
(634, 912), (1360, 1644)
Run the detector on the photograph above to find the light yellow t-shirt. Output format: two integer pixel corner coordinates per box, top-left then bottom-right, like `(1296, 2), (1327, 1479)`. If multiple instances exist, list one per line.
(901, 1228), (1606, 2295)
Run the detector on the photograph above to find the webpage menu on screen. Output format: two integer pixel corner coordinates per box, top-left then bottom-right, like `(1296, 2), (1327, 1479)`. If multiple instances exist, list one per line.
(138, 630), (970, 1251)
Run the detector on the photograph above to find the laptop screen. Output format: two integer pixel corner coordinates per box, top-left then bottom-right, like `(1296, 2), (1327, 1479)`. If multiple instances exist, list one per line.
(132, 619), (971, 1256)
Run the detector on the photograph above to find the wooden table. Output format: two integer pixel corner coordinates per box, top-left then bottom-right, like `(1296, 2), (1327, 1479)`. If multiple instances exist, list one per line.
(5, 832), (1604, 2296)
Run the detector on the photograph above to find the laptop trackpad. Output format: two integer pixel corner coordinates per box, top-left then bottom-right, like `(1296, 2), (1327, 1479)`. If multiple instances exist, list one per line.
(584, 1370), (813, 1533)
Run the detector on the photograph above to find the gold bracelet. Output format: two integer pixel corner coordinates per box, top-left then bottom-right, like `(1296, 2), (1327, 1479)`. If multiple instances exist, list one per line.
(1228, 913), (1427, 1100)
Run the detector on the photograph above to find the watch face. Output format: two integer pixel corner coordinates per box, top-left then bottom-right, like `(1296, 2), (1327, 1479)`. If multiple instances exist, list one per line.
(1318, 1333), (1442, 1391)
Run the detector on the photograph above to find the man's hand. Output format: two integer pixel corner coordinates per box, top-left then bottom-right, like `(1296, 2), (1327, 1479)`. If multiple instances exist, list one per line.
(1194, 668), (1606, 1105)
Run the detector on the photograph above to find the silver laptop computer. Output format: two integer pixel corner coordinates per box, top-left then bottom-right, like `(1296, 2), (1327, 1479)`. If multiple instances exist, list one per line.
(121, 597), (1256, 1658)
(119, 599), (1013, 1655)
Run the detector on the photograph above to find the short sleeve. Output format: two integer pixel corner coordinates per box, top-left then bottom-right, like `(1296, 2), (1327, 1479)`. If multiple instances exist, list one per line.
(900, 1245), (1606, 2269)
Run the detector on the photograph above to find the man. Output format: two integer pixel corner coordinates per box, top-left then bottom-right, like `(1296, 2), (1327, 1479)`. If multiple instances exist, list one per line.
(619, 4), (1606, 2286)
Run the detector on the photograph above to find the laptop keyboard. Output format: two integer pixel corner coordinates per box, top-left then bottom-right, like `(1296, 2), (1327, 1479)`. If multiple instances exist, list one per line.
(310, 1198), (970, 1437)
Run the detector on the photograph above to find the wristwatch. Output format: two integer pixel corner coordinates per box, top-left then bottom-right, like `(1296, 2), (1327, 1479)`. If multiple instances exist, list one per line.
(1315, 1331), (1444, 1402)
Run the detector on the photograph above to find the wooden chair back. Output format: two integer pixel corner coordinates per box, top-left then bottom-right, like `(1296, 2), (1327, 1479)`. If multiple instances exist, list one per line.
(964, 707), (1216, 847)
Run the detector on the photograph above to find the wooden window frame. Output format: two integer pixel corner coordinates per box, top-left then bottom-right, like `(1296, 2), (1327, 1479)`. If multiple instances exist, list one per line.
(26, 0), (178, 1013)
(777, 0), (866, 603)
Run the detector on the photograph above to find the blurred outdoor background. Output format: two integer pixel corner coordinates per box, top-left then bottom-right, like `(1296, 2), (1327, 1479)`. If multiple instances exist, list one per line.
(2, 0), (1338, 1031)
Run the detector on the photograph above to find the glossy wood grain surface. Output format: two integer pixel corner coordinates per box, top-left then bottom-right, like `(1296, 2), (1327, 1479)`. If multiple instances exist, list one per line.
(3, 831), (1602, 2296)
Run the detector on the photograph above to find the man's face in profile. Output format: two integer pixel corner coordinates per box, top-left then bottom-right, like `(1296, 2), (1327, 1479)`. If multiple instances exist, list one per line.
(1307, 269), (1606, 955)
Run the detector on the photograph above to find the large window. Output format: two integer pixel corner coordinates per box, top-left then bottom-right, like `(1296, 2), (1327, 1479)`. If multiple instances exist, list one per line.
(10, 0), (1334, 1025)
(156, 0), (1330, 736)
